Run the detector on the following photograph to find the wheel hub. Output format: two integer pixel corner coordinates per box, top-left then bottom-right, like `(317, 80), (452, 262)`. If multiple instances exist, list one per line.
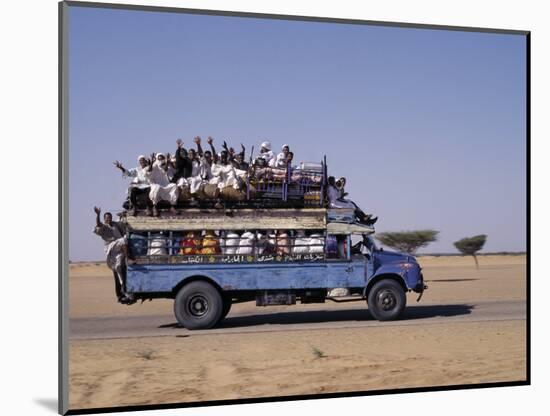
(377, 289), (397, 311)
(188, 295), (209, 317)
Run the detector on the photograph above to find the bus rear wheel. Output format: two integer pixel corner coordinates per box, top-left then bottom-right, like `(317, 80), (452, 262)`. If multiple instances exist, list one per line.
(367, 279), (406, 321)
(174, 281), (223, 330)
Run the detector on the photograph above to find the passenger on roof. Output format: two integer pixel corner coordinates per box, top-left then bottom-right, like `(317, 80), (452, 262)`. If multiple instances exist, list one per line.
(181, 136), (215, 195)
(272, 144), (291, 168)
(255, 141), (274, 166)
(114, 155), (152, 216)
(173, 138), (202, 195)
(171, 139), (195, 183)
(211, 140), (247, 191)
(327, 176), (377, 226)
(286, 151), (294, 169)
(92, 206), (134, 304)
(223, 141), (249, 171)
(195, 136), (214, 180)
(166, 152), (177, 182)
(232, 149), (249, 171)
(145, 152), (180, 216)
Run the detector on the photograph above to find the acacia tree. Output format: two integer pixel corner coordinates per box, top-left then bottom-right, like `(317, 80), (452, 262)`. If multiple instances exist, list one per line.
(375, 230), (439, 254)
(453, 234), (487, 269)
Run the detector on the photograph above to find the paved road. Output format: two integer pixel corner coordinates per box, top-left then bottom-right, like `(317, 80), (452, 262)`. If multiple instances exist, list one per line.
(69, 299), (526, 340)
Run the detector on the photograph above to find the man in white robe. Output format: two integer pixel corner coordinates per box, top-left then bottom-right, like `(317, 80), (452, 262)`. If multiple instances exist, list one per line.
(327, 176), (377, 225)
(180, 136), (215, 195)
(145, 153), (180, 216)
(92, 206), (134, 304)
(272, 144), (291, 168)
(210, 150), (242, 190)
(255, 141), (274, 166)
(114, 155), (151, 216)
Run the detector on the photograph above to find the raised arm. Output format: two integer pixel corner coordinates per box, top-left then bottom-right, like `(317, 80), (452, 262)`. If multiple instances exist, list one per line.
(207, 136), (218, 163)
(146, 153), (156, 172)
(222, 140), (229, 153)
(113, 160), (128, 175)
(223, 141), (237, 162)
(194, 136), (203, 157)
(175, 139), (187, 168)
(94, 206), (102, 227)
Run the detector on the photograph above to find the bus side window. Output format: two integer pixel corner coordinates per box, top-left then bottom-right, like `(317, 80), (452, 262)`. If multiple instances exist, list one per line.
(128, 233), (147, 258)
(326, 234), (344, 259)
(337, 235), (348, 260)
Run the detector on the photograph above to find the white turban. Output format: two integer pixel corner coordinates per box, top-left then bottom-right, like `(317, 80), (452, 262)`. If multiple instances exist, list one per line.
(137, 155), (146, 162)
(156, 153), (166, 160)
(282, 144), (289, 150)
(261, 141), (271, 151)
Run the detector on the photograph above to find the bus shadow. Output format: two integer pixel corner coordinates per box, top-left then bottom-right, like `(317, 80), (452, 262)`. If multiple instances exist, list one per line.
(159, 304), (474, 330)
(217, 304), (474, 329)
(219, 304), (473, 328)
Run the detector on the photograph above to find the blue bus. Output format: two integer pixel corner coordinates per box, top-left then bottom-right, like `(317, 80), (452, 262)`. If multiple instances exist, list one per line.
(123, 208), (426, 330)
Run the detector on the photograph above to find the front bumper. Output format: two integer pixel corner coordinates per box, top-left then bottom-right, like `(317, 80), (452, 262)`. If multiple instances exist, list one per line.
(413, 273), (428, 301)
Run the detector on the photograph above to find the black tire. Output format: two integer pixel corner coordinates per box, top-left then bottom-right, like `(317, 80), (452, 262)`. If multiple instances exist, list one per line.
(367, 279), (406, 321)
(174, 281), (223, 330)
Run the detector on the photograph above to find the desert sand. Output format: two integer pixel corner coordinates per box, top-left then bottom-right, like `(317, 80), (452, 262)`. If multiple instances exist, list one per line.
(68, 255), (527, 410)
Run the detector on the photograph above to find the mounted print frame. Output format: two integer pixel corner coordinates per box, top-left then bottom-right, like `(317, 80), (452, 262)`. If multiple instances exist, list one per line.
(59, 1), (530, 414)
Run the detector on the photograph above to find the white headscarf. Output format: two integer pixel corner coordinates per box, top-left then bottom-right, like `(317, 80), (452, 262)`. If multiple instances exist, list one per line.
(282, 144), (289, 150)
(137, 155), (146, 162)
(261, 141), (271, 151)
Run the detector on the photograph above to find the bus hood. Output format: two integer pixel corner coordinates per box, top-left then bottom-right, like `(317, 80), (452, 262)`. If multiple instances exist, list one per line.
(373, 249), (417, 265)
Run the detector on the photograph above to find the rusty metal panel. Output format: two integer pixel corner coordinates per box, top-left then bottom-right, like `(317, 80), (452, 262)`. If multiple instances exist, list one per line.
(326, 222), (375, 235)
(124, 208), (327, 231)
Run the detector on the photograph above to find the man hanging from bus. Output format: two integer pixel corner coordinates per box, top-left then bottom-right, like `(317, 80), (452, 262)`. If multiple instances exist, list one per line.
(92, 206), (134, 304)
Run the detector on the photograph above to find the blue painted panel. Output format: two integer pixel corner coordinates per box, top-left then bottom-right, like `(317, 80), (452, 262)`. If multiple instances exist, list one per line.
(326, 262), (366, 287)
(370, 262), (422, 289)
(127, 259), (367, 293)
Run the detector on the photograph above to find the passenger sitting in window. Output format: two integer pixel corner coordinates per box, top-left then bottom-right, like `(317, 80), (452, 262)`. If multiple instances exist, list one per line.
(327, 176), (377, 226)
(147, 232), (168, 256)
(180, 231), (200, 255)
(351, 234), (374, 258)
(221, 231), (240, 255)
(276, 230), (291, 255)
(201, 230), (221, 255)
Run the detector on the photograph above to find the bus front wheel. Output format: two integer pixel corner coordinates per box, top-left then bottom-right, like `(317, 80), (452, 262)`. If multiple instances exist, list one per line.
(367, 279), (406, 321)
(174, 281), (223, 330)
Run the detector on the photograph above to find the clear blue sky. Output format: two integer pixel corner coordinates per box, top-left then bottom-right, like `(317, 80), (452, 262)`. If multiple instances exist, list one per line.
(68, 6), (527, 261)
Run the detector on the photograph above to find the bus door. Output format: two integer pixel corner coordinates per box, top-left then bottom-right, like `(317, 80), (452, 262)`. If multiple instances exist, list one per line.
(325, 234), (365, 288)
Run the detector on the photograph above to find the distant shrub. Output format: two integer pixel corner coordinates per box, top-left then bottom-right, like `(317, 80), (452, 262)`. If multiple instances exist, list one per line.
(453, 234), (487, 268)
(375, 230), (439, 254)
